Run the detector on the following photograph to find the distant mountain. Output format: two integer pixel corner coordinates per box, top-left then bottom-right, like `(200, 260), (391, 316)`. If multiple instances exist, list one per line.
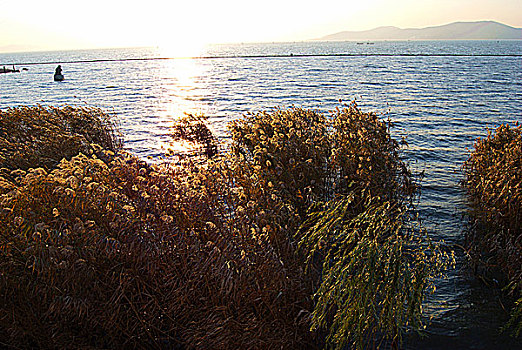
(318, 21), (522, 41)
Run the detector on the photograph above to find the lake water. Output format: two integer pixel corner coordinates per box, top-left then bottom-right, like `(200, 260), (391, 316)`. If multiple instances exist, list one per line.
(1, 41), (521, 348)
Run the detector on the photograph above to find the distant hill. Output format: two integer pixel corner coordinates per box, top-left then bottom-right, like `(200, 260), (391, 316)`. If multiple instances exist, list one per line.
(318, 21), (522, 41)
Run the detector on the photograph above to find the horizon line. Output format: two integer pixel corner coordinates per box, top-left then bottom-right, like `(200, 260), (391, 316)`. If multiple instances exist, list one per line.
(2, 51), (522, 67)
(2, 20), (521, 55)
(2, 38), (522, 56)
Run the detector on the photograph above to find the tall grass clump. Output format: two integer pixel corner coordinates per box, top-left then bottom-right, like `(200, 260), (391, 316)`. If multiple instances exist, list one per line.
(463, 123), (522, 336)
(298, 198), (447, 349)
(0, 103), (448, 349)
(0, 105), (315, 348)
(0, 105), (121, 171)
(227, 102), (449, 349)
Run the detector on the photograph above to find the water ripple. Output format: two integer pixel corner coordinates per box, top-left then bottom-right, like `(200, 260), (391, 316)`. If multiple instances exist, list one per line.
(1, 42), (521, 348)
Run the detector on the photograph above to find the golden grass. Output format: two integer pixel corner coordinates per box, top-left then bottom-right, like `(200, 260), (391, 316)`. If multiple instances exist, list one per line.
(463, 122), (522, 336)
(0, 104), (448, 349)
(0, 105), (121, 171)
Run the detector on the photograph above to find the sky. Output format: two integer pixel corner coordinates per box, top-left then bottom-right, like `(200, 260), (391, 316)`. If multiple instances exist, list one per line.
(1, 0), (521, 53)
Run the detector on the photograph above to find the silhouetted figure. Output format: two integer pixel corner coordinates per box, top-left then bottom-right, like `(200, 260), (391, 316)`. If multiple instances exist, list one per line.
(1, 66), (20, 74)
(54, 65), (64, 81)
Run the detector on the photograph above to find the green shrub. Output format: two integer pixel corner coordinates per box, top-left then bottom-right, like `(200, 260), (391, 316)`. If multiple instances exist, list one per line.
(298, 198), (449, 350)
(463, 123), (522, 336)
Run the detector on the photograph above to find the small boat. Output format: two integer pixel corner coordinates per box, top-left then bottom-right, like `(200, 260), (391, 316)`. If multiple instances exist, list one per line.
(54, 74), (64, 81)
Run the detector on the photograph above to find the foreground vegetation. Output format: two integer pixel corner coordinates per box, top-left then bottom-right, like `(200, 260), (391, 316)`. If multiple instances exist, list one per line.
(463, 123), (522, 337)
(0, 105), (449, 349)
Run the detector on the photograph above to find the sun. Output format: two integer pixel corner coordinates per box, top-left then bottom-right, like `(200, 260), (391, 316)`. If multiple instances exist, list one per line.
(152, 11), (211, 59)
(157, 36), (209, 58)
(157, 30), (208, 58)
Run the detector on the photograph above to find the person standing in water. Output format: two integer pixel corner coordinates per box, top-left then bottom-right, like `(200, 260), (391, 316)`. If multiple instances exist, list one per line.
(54, 65), (64, 81)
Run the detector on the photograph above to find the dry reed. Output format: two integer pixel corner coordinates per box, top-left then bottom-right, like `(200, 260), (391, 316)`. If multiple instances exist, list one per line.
(0, 104), (448, 349)
(463, 122), (522, 336)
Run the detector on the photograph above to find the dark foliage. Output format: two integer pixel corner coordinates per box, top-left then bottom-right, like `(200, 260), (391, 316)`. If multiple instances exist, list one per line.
(463, 123), (522, 336)
(0, 104), (448, 349)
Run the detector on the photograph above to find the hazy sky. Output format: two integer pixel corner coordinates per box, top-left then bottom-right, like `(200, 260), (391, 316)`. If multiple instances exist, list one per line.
(1, 0), (521, 53)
